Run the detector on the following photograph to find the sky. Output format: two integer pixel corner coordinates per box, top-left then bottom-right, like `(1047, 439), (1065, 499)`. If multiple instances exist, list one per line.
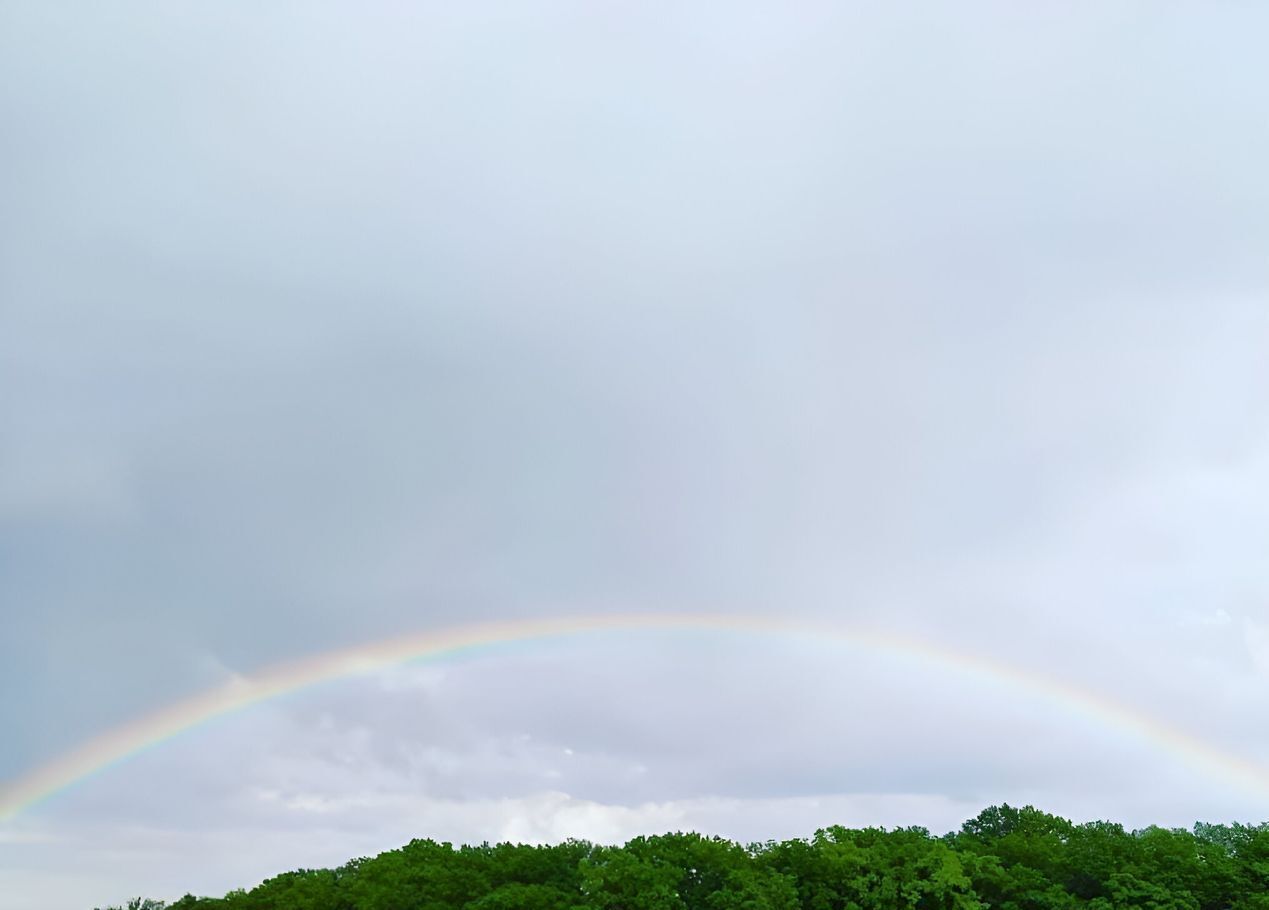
(3, 2), (1269, 908)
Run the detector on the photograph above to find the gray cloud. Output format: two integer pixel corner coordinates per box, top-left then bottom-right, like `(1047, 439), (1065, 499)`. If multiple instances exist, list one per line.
(4, 2), (1269, 908)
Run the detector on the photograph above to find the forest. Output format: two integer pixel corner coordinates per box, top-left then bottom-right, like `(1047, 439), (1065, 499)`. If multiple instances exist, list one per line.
(98, 805), (1269, 910)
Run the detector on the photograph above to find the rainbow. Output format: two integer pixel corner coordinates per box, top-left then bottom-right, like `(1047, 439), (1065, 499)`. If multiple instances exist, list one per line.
(2, 612), (1264, 821)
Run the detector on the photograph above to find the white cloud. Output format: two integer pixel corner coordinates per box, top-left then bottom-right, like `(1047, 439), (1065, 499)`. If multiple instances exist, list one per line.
(1245, 621), (1269, 677)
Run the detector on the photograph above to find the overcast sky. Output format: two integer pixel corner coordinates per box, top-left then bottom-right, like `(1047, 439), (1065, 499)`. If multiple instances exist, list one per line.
(4, 2), (1269, 908)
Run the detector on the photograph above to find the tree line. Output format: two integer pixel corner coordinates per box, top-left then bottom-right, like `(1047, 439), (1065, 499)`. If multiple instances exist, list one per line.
(98, 804), (1269, 910)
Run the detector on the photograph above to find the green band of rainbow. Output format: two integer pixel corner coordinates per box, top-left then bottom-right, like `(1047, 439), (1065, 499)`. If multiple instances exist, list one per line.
(2, 612), (1263, 821)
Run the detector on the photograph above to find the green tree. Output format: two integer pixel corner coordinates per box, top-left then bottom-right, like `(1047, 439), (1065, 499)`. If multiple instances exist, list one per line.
(580, 843), (687, 910)
(87, 807), (1269, 910)
(467, 881), (586, 910)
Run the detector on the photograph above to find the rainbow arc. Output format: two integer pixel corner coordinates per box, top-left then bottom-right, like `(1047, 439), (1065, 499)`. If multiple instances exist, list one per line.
(2, 612), (1263, 821)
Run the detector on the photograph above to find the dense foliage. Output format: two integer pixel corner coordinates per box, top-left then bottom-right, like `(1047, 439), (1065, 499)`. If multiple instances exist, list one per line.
(99, 805), (1269, 910)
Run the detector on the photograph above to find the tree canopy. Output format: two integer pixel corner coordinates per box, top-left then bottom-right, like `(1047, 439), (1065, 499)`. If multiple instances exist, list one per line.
(97, 806), (1269, 910)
